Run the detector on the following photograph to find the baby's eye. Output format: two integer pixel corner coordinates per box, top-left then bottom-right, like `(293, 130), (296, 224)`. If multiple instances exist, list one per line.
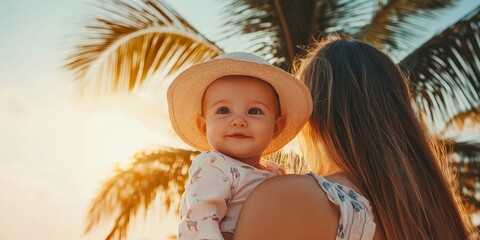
(217, 107), (230, 114)
(248, 107), (263, 115)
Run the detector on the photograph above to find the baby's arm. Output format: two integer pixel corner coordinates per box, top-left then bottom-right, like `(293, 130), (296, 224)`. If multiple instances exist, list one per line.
(178, 152), (232, 240)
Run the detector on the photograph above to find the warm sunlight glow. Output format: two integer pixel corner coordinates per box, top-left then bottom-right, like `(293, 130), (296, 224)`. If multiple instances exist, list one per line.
(1, 0), (478, 239)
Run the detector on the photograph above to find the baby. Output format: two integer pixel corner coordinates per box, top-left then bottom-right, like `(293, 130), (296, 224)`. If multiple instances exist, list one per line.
(167, 52), (312, 239)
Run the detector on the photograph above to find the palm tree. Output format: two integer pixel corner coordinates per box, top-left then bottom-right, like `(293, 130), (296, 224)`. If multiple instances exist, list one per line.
(401, 8), (480, 216)
(65, 0), (480, 238)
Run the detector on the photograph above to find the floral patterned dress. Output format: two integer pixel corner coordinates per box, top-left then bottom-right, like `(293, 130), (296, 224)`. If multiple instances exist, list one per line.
(308, 172), (376, 240)
(178, 150), (285, 240)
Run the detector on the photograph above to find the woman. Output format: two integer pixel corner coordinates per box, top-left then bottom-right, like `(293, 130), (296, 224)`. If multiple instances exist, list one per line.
(233, 37), (476, 239)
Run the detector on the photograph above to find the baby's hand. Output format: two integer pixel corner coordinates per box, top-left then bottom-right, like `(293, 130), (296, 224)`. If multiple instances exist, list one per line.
(222, 232), (233, 240)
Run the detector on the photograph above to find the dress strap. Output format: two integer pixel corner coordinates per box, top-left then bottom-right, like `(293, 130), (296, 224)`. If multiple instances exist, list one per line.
(308, 172), (376, 240)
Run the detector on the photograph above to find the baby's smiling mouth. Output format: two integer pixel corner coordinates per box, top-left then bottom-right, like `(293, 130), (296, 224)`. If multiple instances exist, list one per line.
(227, 133), (252, 139)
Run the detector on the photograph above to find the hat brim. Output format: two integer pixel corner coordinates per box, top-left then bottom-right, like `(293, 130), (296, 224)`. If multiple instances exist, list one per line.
(167, 57), (312, 155)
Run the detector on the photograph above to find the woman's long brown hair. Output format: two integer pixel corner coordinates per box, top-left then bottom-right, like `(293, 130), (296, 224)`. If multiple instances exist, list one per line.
(295, 36), (475, 239)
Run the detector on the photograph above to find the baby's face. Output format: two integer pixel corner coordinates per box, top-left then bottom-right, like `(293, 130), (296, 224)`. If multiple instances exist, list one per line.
(198, 75), (283, 163)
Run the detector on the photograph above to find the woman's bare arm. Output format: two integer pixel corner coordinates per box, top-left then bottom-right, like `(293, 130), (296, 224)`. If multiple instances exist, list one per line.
(222, 232), (233, 240)
(233, 174), (340, 240)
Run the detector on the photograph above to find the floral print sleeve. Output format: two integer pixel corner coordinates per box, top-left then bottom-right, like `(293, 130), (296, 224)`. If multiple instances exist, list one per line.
(178, 152), (232, 240)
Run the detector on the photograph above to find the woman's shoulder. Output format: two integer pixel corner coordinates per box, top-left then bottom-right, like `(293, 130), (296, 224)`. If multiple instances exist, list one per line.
(249, 174), (322, 195)
(234, 174), (340, 239)
(245, 174), (339, 212)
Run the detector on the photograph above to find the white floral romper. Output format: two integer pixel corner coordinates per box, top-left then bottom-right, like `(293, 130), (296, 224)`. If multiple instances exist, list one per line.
(309, 172), (376, 240)
(178, 151), (285, 240)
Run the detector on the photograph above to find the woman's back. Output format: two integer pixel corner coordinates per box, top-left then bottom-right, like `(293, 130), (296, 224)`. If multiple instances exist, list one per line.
(234, 174), (385, 240)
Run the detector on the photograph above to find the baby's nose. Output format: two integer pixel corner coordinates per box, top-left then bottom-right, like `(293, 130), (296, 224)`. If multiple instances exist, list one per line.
(231, 117), (247, 127)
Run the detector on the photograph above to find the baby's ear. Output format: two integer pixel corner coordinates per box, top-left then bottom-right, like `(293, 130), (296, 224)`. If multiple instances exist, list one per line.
(273, 115), (287, 138)
(196, 115), (207, 135)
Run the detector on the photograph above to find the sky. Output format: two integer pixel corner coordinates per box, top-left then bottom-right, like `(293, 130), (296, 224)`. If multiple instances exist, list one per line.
(0, 0), (478, 239)
(0, 0), (215, 239)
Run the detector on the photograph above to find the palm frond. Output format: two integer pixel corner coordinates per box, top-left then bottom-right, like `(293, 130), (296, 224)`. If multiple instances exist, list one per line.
(401, 7), (480, 126)
(447, 140), (480, 164)
(218, 0), (303, 69)
(217, 0), (377, 70)
(445, 140), (480, 213)
(360, 0), (456, 55)
(265, 150), (309, 174)
(66, 0), (222, 97)
(217, 0), (456, 69)
(443, 106), (480, 133)
(84, 147), (198, 240)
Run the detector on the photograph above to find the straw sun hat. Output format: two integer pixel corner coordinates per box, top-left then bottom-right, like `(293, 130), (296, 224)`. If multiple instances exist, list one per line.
(167, 52), (313, 155)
